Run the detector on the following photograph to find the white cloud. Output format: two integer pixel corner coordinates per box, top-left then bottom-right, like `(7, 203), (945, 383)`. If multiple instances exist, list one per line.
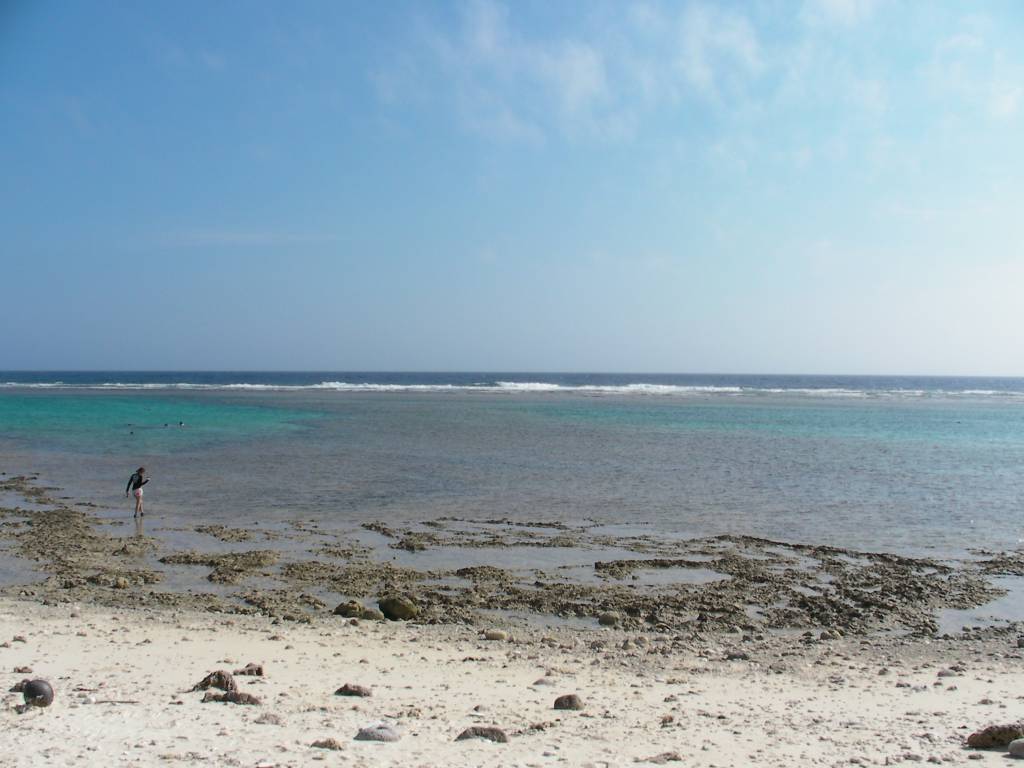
(802, 0), (879, 27)
(990, 82), (1022, 119)
(539, 41), (608, 115)
(373, 0), (1022, 158)
(925, 20), (1024, 123)
(849, 78), (887, 113)
(677, 3), (761, 97)
(375, 0), (764, 143)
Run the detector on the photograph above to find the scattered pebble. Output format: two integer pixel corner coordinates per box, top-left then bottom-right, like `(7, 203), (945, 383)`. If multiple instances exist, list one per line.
(354, 723), (401, 742)
(201, 691), (261, 705)
(378, 596), (419, 621)
(455, 726), (509, 743)
(191, 670), (237, 693)
(554, 694), (584, 711)
(311, 738), (344, 750)
(635, 752), (683, 764)
(966, 723), (1024, 748)
(15, 679), (54, 709)
(335, 683), (372, 697)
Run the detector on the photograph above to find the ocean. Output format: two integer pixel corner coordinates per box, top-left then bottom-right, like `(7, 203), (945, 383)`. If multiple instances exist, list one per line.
(2, 371), (1023, 559)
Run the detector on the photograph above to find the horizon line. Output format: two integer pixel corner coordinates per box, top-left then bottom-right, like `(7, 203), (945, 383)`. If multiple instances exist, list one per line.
(1, 369), (1023, 379)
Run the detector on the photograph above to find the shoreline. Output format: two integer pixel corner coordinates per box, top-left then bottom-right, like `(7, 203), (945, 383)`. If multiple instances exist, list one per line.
(3, 473), (1024, 764)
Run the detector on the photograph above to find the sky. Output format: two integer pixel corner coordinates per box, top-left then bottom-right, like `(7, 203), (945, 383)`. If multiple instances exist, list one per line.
(1, 0), (1023, 375)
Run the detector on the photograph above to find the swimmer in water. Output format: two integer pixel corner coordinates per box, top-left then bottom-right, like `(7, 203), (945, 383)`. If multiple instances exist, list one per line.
(125, 467), (149, 517)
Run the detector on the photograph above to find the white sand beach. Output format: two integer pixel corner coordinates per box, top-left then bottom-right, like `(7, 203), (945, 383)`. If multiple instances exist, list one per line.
(3, 598), (1022, 767)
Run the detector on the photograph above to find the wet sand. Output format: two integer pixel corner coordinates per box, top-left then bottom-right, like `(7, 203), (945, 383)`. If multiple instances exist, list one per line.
(2, 473), (1024, 765)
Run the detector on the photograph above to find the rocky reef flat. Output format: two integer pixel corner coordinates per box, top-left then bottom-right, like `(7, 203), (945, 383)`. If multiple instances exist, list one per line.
(2, 474), (1022, 639)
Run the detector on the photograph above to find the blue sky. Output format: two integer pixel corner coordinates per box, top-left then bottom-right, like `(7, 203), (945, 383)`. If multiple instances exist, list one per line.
(2, 0), (1023, 374)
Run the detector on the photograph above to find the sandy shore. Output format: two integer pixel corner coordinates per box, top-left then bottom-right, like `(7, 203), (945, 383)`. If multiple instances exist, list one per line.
(3, 597), (1023, 767)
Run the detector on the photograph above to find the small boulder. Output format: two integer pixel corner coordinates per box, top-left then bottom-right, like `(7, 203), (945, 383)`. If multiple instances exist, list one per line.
(360, 607), (386, 621)
(598, 612), (619, 627)
(378, 595), (419, 621)
(966, 723), (1024, 748)
(355, 723), (401, 742)
(1010, 739), (1024, 758)
(335, 683), (372, 697)
(455, 726), (508, 743)
(234, 663), (263, 677)
(483, 630), (508, 641)
(554, 694), (584, 711)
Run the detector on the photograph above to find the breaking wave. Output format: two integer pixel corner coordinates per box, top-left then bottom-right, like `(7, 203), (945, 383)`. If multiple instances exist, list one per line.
(3, 379), (1024, 399)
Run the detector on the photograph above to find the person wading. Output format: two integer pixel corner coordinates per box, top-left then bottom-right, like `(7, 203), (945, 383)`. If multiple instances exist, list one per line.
(125, 466), (150, 518)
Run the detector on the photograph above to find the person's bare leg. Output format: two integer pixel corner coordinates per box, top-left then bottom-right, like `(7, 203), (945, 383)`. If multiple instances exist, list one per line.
(138, 496), (144, 517)
(134, 495), (142, 517)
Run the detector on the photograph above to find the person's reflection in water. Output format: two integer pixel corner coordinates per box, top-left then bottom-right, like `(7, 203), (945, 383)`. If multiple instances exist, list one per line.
(133, 516), (145, 537)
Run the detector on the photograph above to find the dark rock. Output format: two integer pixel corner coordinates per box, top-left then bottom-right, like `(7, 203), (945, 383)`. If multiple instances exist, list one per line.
(966, 723), (1024, 748)
(554, 694), (584, 711)
(1009, 739), (1024, 758)
(355, 723), (400, 742)
(455, 726), (509, 743)
(191, 670), (237, 692)
(379, 595), (420, 621)
(12, 666), (32, 674)
(335, 683), (372, 697)
(254, 712), (282, 725)
(19, 679), (54, 708)
(234, 663), (263, 677)
(360, 607), (385, 621)
(598, 612), (619, 626)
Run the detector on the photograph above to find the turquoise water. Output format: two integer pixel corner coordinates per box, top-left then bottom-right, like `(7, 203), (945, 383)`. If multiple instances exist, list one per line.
(1, 372), (1023, 558)
(0, 393), (312, 454)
